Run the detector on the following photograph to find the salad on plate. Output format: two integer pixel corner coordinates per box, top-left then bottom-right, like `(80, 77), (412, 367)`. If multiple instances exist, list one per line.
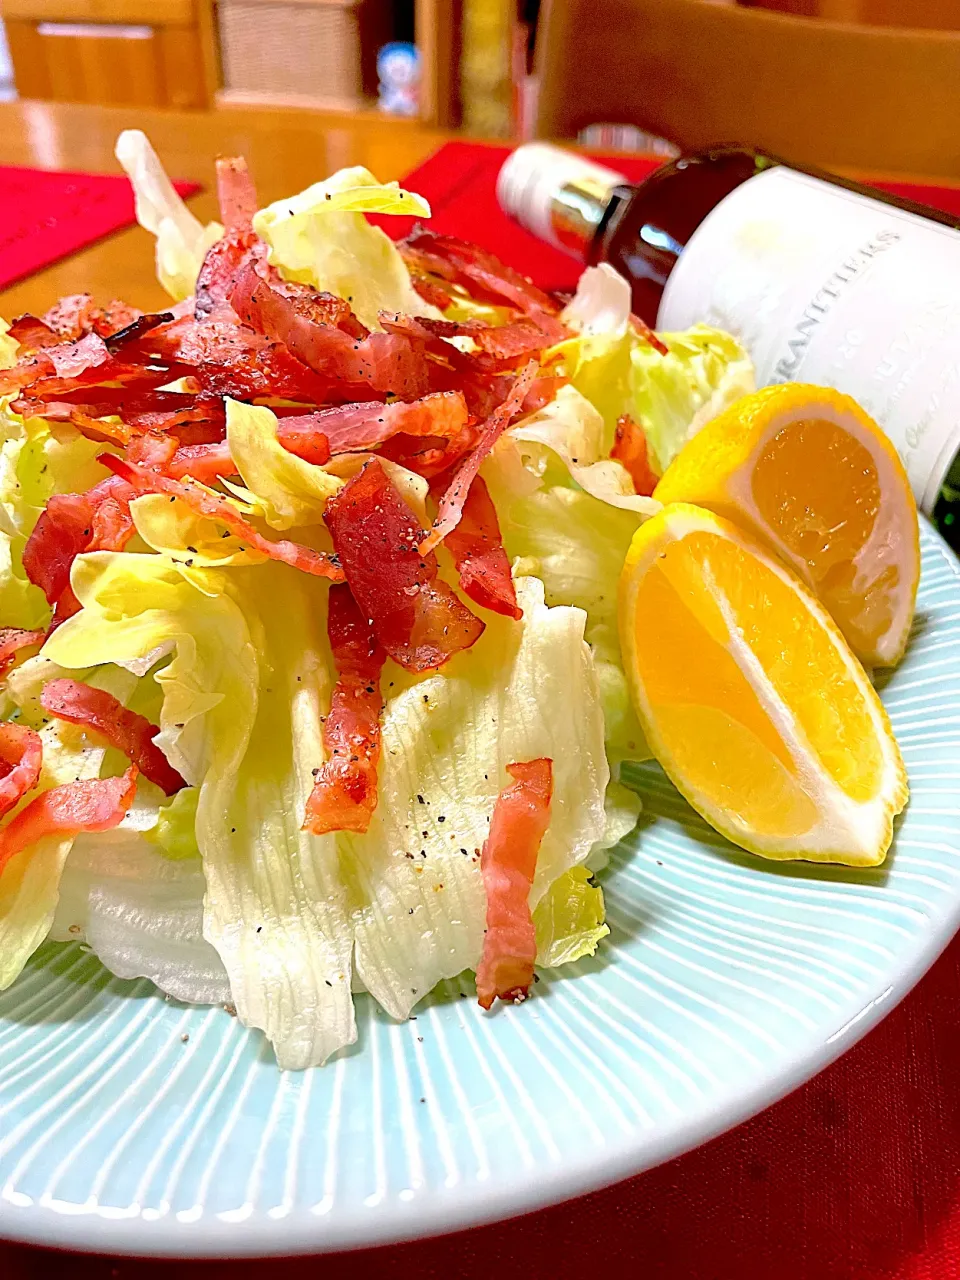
(0, 134), (915, 1069)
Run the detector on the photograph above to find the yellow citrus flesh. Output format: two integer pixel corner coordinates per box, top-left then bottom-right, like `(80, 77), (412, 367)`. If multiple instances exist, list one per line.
(653, 385), (920, 668)
(619, 503), (908, 865)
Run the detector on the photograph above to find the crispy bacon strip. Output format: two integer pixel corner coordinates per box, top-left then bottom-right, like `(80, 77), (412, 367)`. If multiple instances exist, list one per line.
(0, 628), (46, 679)
(410, 274), (453, 310)
(378, 426), (478, 480)
(99, 454), (344, 581)
(629, 314), (669, 357)
(231, 264), (429, 399)
(399, 227), (562, 319)
(22, 476), (137, 611)
(0, 766), (138, 880)
(6, 315), (61, 353)
(476, 758), (554, 1010)
(302, 584), (386, 835)
(420, 361), (536, 556)
(167, 441), (238, 483)
(415, 314), (565, 368)
(611, 414), (658, 496)
(41, 294), (143, 342)
(217, 156), (258, 235)
(40, 678), (185, 796)
(278, 391), (468, 460)
(324, 458), (484, 672)
(435, 475), (521, 620)
(0, 723), (43, 818)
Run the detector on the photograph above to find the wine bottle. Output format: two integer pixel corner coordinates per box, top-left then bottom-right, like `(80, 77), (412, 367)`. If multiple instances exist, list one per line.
(497, 143), (960, 543)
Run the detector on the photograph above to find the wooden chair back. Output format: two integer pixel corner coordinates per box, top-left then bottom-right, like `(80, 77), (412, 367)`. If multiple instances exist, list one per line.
(532, 0), (960, 178)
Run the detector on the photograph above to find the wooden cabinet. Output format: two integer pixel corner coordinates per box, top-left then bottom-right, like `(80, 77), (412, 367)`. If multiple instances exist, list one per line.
(0, 0), (220, 106)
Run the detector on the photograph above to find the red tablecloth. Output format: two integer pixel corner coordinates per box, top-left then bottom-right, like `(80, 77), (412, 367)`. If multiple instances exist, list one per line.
(0, 166), (199, 290)
(5, 142), (960, 1278)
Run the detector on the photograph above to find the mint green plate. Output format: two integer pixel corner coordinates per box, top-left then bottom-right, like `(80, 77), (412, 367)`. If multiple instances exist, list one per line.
(1, 521), (959, 1257)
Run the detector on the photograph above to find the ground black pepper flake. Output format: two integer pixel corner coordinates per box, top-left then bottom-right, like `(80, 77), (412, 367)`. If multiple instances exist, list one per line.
(437, 815), (445, 823)
(417, 794), (425, 804)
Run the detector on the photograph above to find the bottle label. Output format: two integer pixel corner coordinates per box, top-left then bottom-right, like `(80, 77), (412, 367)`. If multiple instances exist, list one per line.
(657, 166), (960, 512)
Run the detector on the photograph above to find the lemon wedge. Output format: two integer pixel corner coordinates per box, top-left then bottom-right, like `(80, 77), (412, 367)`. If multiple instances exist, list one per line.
(619, 503), (908, 865)
(653, 385), (920, 668)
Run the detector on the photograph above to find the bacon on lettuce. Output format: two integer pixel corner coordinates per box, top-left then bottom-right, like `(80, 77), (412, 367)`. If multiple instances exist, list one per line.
(476, 758), (554, 1010)
(99, 453), (344, 581)
(0, 628), (46, 680)
(21, 476), (137, 624)
(0, 723), (43, 818)
(420, 361), (536, 555)
(0, 766), (138, 880)
(434, 474), (520, 620)
(277, 390), (468, 460)
(40, 677), (185, 796)
(323, 456), (484, 671)
(303, 583), (386, 835)
(611, 413), (658, 496)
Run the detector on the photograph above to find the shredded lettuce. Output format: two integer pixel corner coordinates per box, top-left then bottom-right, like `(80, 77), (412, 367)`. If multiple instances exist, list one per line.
(115, 130), (222, 302)
(548, 322), (755, 474)
(534, 866), (609, 968)
(43, 551), (355, 1068)
(52, 819), (230, 1006)
(153, 786), (201, 861)
(253, 167), (438, 330)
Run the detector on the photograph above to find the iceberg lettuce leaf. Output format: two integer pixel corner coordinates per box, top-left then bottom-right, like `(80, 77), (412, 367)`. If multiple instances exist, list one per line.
(43, 551), (356, 1068)
(548, 322), (755, 473)
(253, 166), (438, 329)
(115, 129), (222, 302)
(534, 866), (608, 968)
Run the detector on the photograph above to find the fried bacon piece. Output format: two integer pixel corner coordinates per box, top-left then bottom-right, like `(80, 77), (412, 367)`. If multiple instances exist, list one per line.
(378, 426), (478, 480)
(0, 628), (46, 679)
(278, 390), (469, 460)
(415, 314), (565, 369)
(0, 766), (138, 880)
(195, 157), (262, 319)
(0, 723), (43, 818)
(323, 457), (484, 672)
(99, 454), (343, 581)
(611, 414), (658, 496)
(409, 274), (452, 310)
(40, 677), (185, 796)
(476, 758), (554, 1010)
(6, 315), (61, 353)
(231, 263), (429, 399)
(420, 361), (536, 556)
(399, 227), (563, 321)
(435, 475), (521, 620)
(22, 476), (137, 617)
(629, 314), (669, 357)
(167, 441), (238, 483)
(302, 584), (386, 835)
(42, 294), (142, 342)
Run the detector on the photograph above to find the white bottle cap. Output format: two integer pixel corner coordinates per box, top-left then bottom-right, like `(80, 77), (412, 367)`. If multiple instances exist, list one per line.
(497, 143), (629, 252)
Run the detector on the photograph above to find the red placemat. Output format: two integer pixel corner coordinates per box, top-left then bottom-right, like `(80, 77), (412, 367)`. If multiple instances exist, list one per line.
(0, 167), (200, 291)
(382, 140), (960, 299)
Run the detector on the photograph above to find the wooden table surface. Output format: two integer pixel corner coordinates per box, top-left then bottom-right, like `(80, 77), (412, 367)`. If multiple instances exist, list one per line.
(0, 100), (452, 319)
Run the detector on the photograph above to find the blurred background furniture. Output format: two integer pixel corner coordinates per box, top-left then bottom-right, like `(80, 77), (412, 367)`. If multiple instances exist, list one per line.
(532, 0), (960, 178)
(0, 0), (221, 107)
(1, 0), (959, 163)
